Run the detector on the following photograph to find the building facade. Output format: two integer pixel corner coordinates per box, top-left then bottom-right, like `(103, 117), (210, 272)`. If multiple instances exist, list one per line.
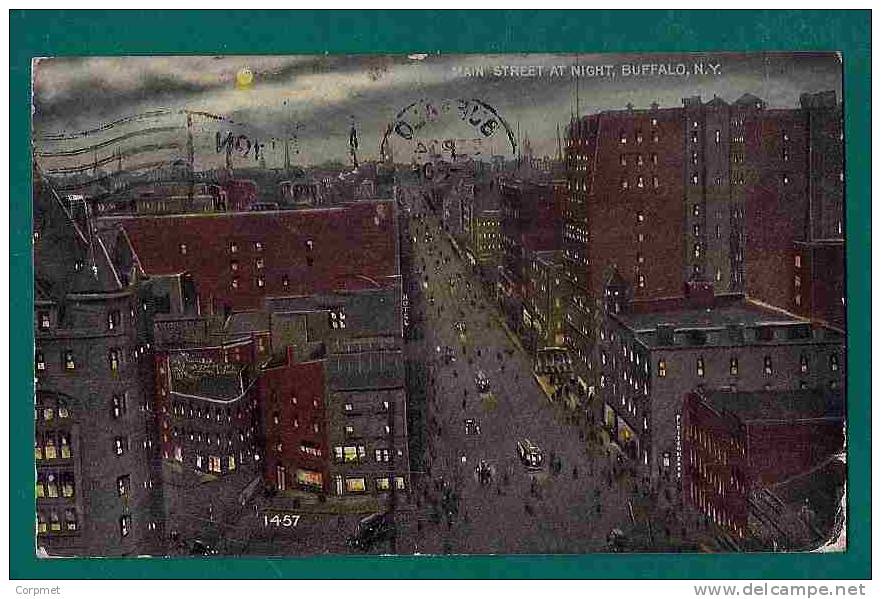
(561, 92), (845, 420)
(681, 388), (844, 544)
(34, 176), (165, 556)
(597, 289), (845, 484)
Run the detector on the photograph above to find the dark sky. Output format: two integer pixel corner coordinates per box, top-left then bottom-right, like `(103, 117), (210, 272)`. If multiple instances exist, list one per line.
(32, 52), (842, 168)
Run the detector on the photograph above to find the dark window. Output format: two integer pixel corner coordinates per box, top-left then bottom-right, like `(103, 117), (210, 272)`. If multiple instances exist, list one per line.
(117, 475), (130, 497)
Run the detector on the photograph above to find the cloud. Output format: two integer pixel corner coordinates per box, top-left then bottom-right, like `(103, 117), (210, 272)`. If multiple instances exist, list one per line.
(32, 53), (843, 167)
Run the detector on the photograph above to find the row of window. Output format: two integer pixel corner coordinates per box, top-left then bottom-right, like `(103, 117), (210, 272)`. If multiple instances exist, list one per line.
(620, 175), (661, 190)
(343, 423), (392, 437)
(657, 354), (840, 377)
(36, 508), (78, 534)
(35, 471), (75, 498)
(619, 153), (659, 167)
(338, 475), (406, 494)
(35, 433), (71, 460)
(179, 241), (269, 256)
(37, 309), (127, 332)
(618, 130), (660, 145)
(35, 404), (70, 422)
(35, 348), (124, 372)
(332, 445), (402, 463)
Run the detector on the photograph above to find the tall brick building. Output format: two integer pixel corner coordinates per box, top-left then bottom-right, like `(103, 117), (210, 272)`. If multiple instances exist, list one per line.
(562, 92), (845, 396)
(597, 291), (845, 484)
(34, 176), (165, 556)
(681, 387), (844, 544)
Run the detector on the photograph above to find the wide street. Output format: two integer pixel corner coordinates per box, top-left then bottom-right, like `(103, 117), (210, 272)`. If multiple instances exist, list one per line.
(397, 186), (644, 554)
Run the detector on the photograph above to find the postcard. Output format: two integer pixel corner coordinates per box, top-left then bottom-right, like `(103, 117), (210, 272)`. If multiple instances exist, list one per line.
(31, 52), (846, 557)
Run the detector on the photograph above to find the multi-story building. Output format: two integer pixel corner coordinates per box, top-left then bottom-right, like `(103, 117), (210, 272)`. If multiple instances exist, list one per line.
(597, 286), (845, 484)
(110, 201), (399, 314)
(681, 387), (844, 547)
(562, 92), (845, 409)
(498, 168), (565, 345)
(34, 176), (165, 556)
(109, 199), (408, 504)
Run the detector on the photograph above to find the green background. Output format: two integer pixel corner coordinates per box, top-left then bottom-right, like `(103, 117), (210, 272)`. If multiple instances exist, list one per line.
(9, 9), (871, 579)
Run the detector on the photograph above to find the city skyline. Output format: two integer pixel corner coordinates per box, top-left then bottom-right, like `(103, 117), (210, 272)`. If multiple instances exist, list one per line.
(33, 52), (842, 168)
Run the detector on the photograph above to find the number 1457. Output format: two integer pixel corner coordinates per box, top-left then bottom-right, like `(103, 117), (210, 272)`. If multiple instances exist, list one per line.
(263, 514), (301, 527)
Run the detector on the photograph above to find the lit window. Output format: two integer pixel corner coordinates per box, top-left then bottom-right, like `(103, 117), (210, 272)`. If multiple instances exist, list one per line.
(691, 174), (699, 185)
(114, 436), (127, 456)
(652, 176), (659, 188)
(255, 241), (263, 252)
(638, 274), (646, 289)
(257, 276), (265, 288)
(715, 130), (720, 143)
(729, 357), (738, 376)
(637, 176), (644, 188)
(112, 394), (126, 419)
(64, 350), (75, 370)
(179, 244), (187, 255)
(109, 349), (120, 371)
(231, 278), (239, 289)
(619, 131), (627, 144)
(697, 356), (705, 377)
(658, 360), (667, 377)
(120, 515), (131, 537)
(636, 131), (643, 144)
(800, 354), (809, 374)
(345, 478), (366, 493)
(39, 312), (50, 329)
(795, 255), (802, 268)
(282, 275), (289, 287)
(36, 351), (45, 371)
(64, 508), (78, 532)
(620, 179), (629, 190)
(229, 242), (238, 254)
(830, 354), (839, 372)
(256, 258), (264, 270)
(763, 356), (773, 376)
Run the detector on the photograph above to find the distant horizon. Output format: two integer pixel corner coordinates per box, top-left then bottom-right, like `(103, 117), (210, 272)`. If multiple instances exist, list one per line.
(33, 53), (842, 170)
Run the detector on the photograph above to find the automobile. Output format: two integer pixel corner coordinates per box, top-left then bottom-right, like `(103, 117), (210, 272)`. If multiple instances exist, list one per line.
(464, 418), (481, 436)
(346, 512), (396, 550)
(475, 370), (490, 393)
(516, 438), (544, 470)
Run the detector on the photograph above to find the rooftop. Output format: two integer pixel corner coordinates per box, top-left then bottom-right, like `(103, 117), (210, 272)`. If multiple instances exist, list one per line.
(612, 298), (842, 348)
(618, 299), (800, 332)
(702, 388), (844, 423)
(117, 200), (398, 311)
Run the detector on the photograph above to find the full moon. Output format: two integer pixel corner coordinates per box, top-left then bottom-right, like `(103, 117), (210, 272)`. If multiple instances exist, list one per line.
(236, 68), (254, 88)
